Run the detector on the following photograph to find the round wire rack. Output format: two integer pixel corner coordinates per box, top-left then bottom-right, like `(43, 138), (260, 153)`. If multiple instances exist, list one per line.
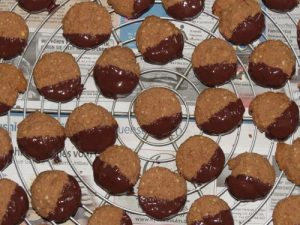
(0, 0), (300, 224)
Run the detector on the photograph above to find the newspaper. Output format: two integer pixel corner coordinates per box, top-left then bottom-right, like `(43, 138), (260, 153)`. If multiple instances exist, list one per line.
(0, 0), (300, 224)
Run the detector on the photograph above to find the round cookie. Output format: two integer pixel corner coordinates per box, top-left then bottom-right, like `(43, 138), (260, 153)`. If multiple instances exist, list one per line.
(273, 195), (300, 225)
(88, 205), (132, 225)
(134, 87), (182, 139)
(108, 0), (154, 19)
(136, 16), (184, 64)
(192, 38), (237, 87)
(262, 0), (298, 13)
(213, 0), (265, 45)
(176, 135), (225, 184)
(0, 179), (29, 225)
(17, 0), (58, 13)
(276, 138), (300, 185)
(62, 2), (112, 49)
(225, 152), (276, 201)
(31, 170), (81, 222)
(65, 103), (118, 154)
(33, 52), (82, 102)
(93, 46), (140, 99)
(93, 145), (141, 194)
(0, 128), (13, 171)
(138, 167), (187, 220)
(249, 92), (299, 140)
(248, 40), (296, 88)
(0, 12), (29, 59)
(187, 195), (234, 225)
(162, 0), (204, 21)
(195, 88), (245, 135)
(0, 63), (27, 116)
(17, 112), (65, 162)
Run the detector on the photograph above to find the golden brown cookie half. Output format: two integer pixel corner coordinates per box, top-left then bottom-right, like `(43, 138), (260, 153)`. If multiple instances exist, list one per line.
(273, 195), (300, 225)
(0, 128), (13, 171)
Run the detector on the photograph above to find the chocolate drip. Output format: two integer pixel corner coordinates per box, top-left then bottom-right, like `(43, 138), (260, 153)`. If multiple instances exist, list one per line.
(229, 13), (265, 45)
(93, 65), (139, 99)
(0, 37), (27, 60)
(138, 195), (186, 220)
(93, 158), (133, 194)
(191, 210), (234, 225)
(143, 33), (184, 65)
(63, 33), (110, 49)
(132, 0), (155, 18)
(0, 102), (12, 116)
(47, 175), (81, 222)
(200, 99), (245, 135)
(38, 77), (83, 103)
(141, 112), (182, 139)
(0, 149), (13, 171)
(70, 124), (118, 153)
(17, 0), (58, 13)
(121, 213), (133, 225)
(191, 147), (225, 184)
(225, 174), (272, 201)
(193, 63), (237, 87)
(1, 185), (29, 225)
(17, 135), (65, 162)
(165, 0), (204, 20)
(262, 0), (298, 12)
(266, 101), (299, 140)
(248, 62), (291, 88)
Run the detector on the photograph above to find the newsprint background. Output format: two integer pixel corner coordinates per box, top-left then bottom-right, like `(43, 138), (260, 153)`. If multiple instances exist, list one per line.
(0, 0), (300, 224)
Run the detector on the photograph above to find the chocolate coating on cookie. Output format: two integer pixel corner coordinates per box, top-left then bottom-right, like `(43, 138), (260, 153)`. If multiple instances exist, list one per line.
(249, 40), (295, 88)
(176, 135), (225, 184)
(17, 0), (58, 13)
(0, 179), (29, 225)
(273, 195), (300, 225)
(66, 103), (118, 153)
(249, 92), (299, 140)
(138, 167), (187, 219)
(136, 16), (184, 64)
(63, 2), (112, 49)
(134, 87), (182, 139)
(0, 128), (13, 171)
(162, 0), (204, 20)
(195, 88), (245, 135)
(93, 145), (140, 194)
(192, 38), (237, 86)
(225, 152), (275, 201)
(187, 195), (234, 225)
(93, 46), (140, 99)
(0, 12), (29, 59)
(298, 20), (300, 50)
(262, 0), (298, 12)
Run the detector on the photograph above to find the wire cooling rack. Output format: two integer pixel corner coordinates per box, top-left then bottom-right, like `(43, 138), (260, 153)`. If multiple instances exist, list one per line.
(0, 0), (300, 224)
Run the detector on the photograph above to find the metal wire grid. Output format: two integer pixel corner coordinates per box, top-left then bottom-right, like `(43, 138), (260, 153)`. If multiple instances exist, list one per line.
(0, 0), (299, 224)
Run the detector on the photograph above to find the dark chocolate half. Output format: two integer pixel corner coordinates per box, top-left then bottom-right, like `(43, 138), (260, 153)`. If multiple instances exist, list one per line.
(17, 135), (66, 162)
(63, 33), (111, 49)
(193, 63), (237, 87)
(38, 77), (83, 103)
(17, 0), (58, 13)
(93, 65), (139, 99)
(199, 99), (245, 135)
(47, 175), (81, 222)
(70, 124), (118, 154)
(0, 149), (13, 171)
(262, 0), (298, 12)
(143, 33), (184, 65)
(266, 101), (299, 140)
(138, 195), (186, 220)
(228, 13), (265, 45)
(132, 0), (155, 18)
(225, 174), (273, 201)
(141, 112), (182, 139)
(1, 185), (29, 225)
(165, 0), (204, 21)
(248, 62), (292, 88)
(0, 102), (13, 116)
(92, 157), (133, 195)
(191, 147), (225, 184)
(121, 213), (133, 225)
(191, 209), (234, 225)
(0, 37), (27, 60)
